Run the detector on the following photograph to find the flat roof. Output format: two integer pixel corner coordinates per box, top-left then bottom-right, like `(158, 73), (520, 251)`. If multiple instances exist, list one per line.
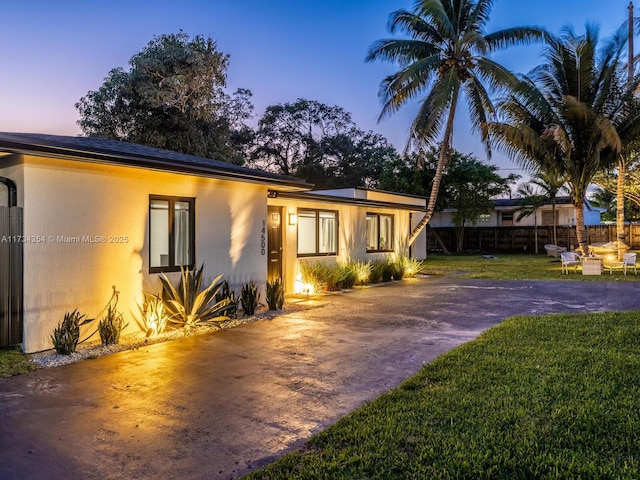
(271, 190), (427, 211)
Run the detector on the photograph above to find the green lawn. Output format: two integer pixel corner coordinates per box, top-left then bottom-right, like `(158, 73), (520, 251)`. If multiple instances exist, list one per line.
(421, 252), (640, 282)
(245, 311), (640, 479)
(0, 346), (37, 378)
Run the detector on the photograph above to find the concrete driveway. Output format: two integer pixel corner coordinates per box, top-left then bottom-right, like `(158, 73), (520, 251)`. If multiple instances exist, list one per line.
(1, 277), (639, 480)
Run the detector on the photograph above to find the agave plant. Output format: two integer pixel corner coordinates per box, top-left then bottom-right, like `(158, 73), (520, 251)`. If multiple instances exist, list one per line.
(51, 309), (89, 355)
(136, 292), (168, 338)
(265, 278), (285, 310)
(159, 265), (231, 332)
(240, 280), (259, 316)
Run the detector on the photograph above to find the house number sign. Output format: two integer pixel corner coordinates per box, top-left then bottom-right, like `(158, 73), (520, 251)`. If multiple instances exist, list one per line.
(260, 220), (266, 255)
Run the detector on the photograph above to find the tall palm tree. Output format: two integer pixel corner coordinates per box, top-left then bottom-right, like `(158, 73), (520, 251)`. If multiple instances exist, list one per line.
(515, 182), (546, 254)
(366, 0), (545, 246)
(529, 167), (568, 245)
(491, 24), (636, 254)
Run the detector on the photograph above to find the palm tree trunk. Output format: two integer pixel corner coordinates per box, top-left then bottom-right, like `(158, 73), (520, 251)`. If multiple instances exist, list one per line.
(575, 201), (589, 255)
(407, 89), (459, 247)
(534, 210), (539, 254)
(552, 200), (558, 246)
(616, 157), (626, 260)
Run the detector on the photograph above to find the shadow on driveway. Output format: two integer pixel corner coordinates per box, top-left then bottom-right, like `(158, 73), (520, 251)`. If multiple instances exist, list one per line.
(1, 277), (639, 479)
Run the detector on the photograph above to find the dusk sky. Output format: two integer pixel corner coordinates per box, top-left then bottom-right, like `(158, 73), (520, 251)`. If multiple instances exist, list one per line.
(0, 0), (634, 178)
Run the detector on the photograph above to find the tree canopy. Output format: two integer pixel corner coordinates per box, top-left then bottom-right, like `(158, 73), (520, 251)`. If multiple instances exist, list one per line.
(76, 32), (253, 163)
(249, 98), (398, 188)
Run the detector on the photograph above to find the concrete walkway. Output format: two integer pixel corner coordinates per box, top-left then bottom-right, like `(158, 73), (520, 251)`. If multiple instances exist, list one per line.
(1, 277), (639, 480)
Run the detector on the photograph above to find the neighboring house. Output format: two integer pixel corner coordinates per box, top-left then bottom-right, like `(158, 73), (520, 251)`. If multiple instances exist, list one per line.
(428, 197), (605, 228)
(0, 132), (426, 353)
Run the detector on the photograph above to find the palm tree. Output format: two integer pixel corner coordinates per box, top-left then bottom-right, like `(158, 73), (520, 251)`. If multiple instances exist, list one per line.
(515, 182), (547, 254)
(366, 0), (545, 246)
(529, 167), (567, 246)
(491, 24), (635, 254)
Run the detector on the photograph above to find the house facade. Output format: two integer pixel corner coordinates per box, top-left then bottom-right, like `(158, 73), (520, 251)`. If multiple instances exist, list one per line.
(267, 188), (428, 293)
(0, 133), (426, 353)
(428, 197), (604, 228)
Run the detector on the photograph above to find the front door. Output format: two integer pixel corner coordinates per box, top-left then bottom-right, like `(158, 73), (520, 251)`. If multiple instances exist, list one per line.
(267, 206), (283, 282)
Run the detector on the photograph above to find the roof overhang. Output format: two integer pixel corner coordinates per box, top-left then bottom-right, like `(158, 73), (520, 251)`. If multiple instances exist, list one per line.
(270, 190), (427, 211)
(0, 133), (311, 192)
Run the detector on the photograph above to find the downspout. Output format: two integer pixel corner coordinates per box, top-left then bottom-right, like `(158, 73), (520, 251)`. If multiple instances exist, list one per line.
(0, 177), (17, 207)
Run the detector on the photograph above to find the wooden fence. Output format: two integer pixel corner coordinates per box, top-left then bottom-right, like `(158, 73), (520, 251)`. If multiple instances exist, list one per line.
(0, 206), (23, 347)
(427, 224), (640, 254)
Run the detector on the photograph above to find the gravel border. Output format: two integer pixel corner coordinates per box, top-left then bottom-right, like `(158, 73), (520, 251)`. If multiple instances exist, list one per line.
(30, 301), (313, 370)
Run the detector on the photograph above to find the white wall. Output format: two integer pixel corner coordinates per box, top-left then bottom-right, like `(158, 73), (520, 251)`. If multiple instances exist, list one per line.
(17, 155), (269, 353)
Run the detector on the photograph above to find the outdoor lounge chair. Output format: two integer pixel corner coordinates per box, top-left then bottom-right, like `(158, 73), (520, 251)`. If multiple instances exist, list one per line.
(607, 252), (637, 275)
(545, 244), (567, 257)
(560, 251), (581, 274)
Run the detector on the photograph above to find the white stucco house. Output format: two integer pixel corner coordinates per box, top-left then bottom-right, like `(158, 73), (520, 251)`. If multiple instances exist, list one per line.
(0, 132), (426, 353)
(428, 197), (604, 228)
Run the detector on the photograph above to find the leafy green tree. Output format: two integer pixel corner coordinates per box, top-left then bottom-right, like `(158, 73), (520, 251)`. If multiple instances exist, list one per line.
(378, 146), (512, 252)
(367, 0), (544, 246)
(491, 24), (639, 254)
(76, 32), (253, 163)
(445, 155), (513, 252)
(250, 99), (398, 188)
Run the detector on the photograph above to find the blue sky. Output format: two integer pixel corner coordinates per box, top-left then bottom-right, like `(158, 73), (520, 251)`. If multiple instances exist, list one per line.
(0, 0), (634, 177)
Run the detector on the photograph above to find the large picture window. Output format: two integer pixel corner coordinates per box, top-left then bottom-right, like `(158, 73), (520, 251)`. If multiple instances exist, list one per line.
(297, 209), (338, 256)
(366, 213), (394, 252)
(149, 196), (195, 272)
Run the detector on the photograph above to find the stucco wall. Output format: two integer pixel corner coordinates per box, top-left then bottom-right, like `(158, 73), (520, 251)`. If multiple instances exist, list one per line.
(17, 155), (268, 353)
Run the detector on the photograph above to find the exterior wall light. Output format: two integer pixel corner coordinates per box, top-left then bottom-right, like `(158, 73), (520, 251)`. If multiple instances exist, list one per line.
(289, 213), (298, 225)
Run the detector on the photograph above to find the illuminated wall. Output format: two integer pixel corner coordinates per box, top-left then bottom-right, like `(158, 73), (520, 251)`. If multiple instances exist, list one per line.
(13, 154), (268, 353)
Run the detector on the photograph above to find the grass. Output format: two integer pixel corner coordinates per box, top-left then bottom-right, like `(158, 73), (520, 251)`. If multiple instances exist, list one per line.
(421, 252), (640, 282)
(245, 311), (640, 479)
(0, 347), (37, 378)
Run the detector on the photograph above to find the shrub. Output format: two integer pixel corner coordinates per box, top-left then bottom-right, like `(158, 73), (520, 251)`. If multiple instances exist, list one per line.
(136, 292), (167, 338)
(159, 265), (231, 332)
(400, 256), (424, 277)
(392, 259), (405, 280)
(336, 264), (357, 290)
(350, 260), (372, 285)
(299, 261), (330, 292)
(369, 260), (385, 283)
(98, 305), (125, 345)
(51, 309), (89, 355)
(97, 288), (127, 345)
(299, 261), (358, 291)
(241, 280), (260, 315)
(266, 278), (285, 310)
(215, 280), (239, 319)
(382, 260), (396, 282)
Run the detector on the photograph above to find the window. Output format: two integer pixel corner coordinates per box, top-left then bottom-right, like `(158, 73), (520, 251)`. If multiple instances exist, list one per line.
(297, 209), (338, 256)
(542, 210), (559, 226)
(366, 213), (394, 252)
(479, 213), (491, 223)
(501, 212), (514, 226)
(149, 196), (195, 272)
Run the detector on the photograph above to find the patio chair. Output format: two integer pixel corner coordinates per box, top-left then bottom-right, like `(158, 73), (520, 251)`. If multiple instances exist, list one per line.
(607, 252), (637, 275)
(560, 251), (581, 274)
(545, 244), (567, 257)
